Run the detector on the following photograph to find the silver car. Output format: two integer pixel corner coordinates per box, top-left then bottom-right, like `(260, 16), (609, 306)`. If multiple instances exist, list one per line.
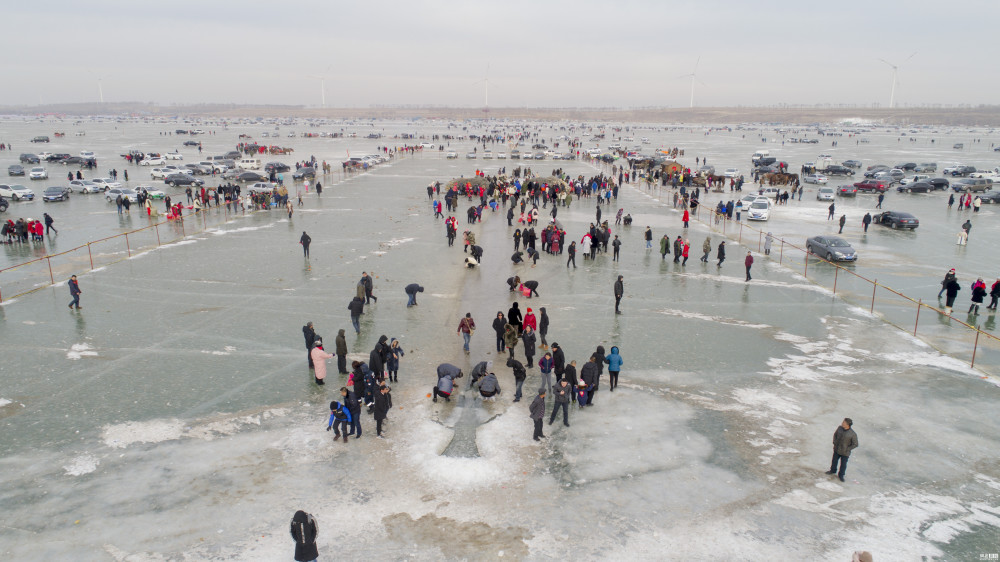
(807, 235), (858, 262)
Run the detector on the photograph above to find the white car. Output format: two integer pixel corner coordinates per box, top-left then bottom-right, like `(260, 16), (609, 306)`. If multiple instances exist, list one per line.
(465, 152), (477, 159)
(419, 142), (436, 148)
(80, 150), (96, 159)
(482, 151), (493, 159)
(105, 188), (138, 203)
(247, 182), (276, 194)
(899, 174), (931, 186)
(68, 180), (102, 193)
(746, 198), (771, 221)
(149, 167), (172, 179)
(91, 177), (122, 191)
(36, 152), (53, 161)
(161, 165), (187, 176)
(804, 173), (829, 185)
(140, 157), (165, 166)
(446, 151), (458, 159)
(497, 152), (507, 159)
(0, 184), (35, 200)
(29, 167), (48, 179)
(164, 151), (184, 160)
(135, 185), (165, 199)
(816, 187), (835, 201)
(724, 168), (740, 178)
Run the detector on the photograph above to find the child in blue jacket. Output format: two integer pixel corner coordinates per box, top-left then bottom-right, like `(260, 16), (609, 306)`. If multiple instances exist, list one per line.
(326, 401), (352, 443)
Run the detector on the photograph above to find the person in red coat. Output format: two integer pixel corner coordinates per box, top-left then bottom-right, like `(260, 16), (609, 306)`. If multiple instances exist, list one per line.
(745, 251), (754, 282)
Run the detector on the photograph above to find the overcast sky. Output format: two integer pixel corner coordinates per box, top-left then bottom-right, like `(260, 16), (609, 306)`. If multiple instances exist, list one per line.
(3, 0), (997, 109)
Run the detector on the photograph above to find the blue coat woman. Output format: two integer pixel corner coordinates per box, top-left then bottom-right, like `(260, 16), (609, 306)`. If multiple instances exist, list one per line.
(604, 346), (623, 391)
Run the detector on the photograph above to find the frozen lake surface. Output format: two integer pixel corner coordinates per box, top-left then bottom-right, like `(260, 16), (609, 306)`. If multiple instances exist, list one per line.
(0, 119), (999, 559)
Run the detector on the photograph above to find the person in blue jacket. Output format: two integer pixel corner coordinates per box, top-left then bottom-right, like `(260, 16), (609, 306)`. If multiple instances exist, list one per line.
(326, 400), (352, 443)
(604, 346), (623, 391)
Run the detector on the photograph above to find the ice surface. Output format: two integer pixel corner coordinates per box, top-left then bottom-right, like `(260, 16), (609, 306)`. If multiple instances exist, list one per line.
(0, 120), (998, 559)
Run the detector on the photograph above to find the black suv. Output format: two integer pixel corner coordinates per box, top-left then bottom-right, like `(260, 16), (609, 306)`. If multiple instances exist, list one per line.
(824, 165), (855, 176)
(265, 162), (290, 173)
(949, 166), (977, 177)
(31, 136), (50, 143)
(19, 153), (40, 164)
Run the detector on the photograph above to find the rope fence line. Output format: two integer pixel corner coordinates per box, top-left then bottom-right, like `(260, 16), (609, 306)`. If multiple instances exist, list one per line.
(584, 156), (999, 374)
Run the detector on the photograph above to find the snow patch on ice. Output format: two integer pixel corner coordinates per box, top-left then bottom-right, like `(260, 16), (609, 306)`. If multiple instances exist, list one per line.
(383, 237), (415, 247)
(0, 398), (12, 407)
(64, 454), (99, 476)
(732, 388), (802, 416)
(102, 408), (289, 449)
(657, 308), (772, 329)
(67, 343), (98, 360)
(676, 272), (833, 294)
(209, 224), (275, 236)
(882, 351), (996, 384)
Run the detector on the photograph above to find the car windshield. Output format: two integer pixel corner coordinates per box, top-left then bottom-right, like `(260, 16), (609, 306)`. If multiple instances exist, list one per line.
(44, 187), (62, 193)
(751, 202), (768, 209)
(829, 239), (850, 247)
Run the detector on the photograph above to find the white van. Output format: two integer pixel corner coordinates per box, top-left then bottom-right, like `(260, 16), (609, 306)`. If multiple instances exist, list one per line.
(238, 158), (261, 170)
(752, 149), (770, 162)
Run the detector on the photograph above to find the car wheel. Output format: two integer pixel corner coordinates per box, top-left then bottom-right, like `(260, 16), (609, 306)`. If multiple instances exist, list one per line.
(826, 252), (833, 261)
(907, 188), (911, 193)
(890, 222), (897, 229)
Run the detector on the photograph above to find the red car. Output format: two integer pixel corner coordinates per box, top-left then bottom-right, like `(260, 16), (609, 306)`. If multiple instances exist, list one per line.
(854, 179), (888, 193)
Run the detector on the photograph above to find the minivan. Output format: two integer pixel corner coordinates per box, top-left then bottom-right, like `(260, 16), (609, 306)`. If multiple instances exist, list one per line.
(238, 158), (261, 170)
(952, 178), (992, 193)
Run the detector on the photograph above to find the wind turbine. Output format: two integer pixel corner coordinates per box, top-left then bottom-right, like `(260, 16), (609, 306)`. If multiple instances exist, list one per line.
(307, 67), (332, 108)
(878, 52), (916, 109)
(674, 57), (706, 108)
(473, 63), (491, 114)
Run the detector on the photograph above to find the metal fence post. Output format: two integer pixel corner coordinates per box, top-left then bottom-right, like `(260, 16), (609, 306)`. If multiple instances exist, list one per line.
(155, 223), (161, 246)
(914, 299), (921, 336)
(833, 266), (838, 294)
(87, 243), (94, 270)
(972, 326), (981, 368)
(739, 222), (743, 244)
(804, 250), (809, 277)
(125, 233), (131, 257)
(871, 279), (877, 313)
(758, 231), (762, 252)
(779, 240), (784, 264)
(46, 257), (54, 284)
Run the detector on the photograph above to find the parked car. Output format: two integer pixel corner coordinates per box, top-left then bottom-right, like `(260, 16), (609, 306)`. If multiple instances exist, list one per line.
(837, 184), (857, 197)
(898, 175), (931, 186)
(897, 181), (934, 193)
(8, 164), (24, 176)
(183, 164), (209, 175)
(233, 171), (268, 182)
(31, 136), (50, 143)
(446, 151), (458, 159)
(91, 178), (122, 191)
(164, 174), (204, 187)
(951, 178), (992, 193)
(497, 152), (507, 159)
(806, 235), (858, 262)
(803, 173), (829, 185)
(723, 168), (740, 178)
(914, 163), (937, 173)
(824, 165), (854, 176)
(140, 157), (165, 166)
(135, 185), (165, 199)
(247, 182), (277, 194)
(292, 167), (315, 180)
(872, 211), (919, 229)
(466, 152), (477, 159)
(0, 184), (34, 200)
(949, 165), (977, 177)
(264, 162), (290, 173)
(842, 160), (863, 168)
(42, 186), (70, 201)
(854, 179), (888, 193)
(45, 153), (70, 162)
(164, 151), (183, 160)
(19, 154), (40, 164)
(60, 156), (84, 165)
(926, 178), (950, 190)
(864, 166), (890, 178)
(817, 187), (836, 201)
(183, 140), (200, 146)
(68, 180), (102, 193)
(29, 167), (48, 180)
(106, 188), (138, 203)
(894, 162), (917, 171)
(978, 191), (1000, 204)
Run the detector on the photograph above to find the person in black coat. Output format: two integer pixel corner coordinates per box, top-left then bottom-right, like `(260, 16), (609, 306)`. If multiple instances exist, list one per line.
(404, 283), (424, 307)
(470, 244), (483, 263)
(303, 321), (317, 368)
(562, 360), (578, 388)
(511, 251), (524, 264)
(348, 297), (365, 333)
(507, 356), (526, 402)
(299, 231), (311, 258)
(507, 275), (521, 293)
(290, 510), (318, 562)
(373, 385), (391, 437)
(369, 335), (388, 378)
(717, 241), (726, 266)
(521, 327), (537, 367)
(492, 311), (507, 353)
(551, 342), (566, 381)
(614, 275), (624, 314)
(581, 357), (600, 406)
(508, 302), (523, 333)
(944, 278), (961, 313)
(538, 307), (549, 349)
(521, 280), (539, 298)
(341, 386), (363, 439)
